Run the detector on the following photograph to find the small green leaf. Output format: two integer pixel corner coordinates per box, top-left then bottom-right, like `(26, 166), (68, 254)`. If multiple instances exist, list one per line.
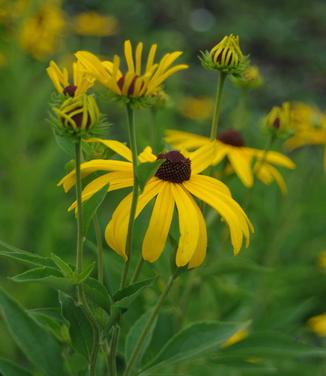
(0, 288), (66, 376)
(113, 277), (157, 308)
(75, 262), (95, 283)
(51, 253), (74, 278)
(140, 321), (249, 374)
(59, 292), (94, 360)
(83, 184), (109, 234)
(53, 131), (75, 157)
(0, 240), (53, 267)
(0, 357), (32, 376)
(28, 309), (67, 342)
(125, 309), (157, 368)
(136, 160), (163, 191)
(84, 277), (112, 312)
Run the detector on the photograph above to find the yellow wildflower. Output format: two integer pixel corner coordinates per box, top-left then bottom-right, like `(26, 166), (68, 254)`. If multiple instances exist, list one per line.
(308, 313), (326, 336)
(178, 97), (214, 121)
(73, 11), (118, 37)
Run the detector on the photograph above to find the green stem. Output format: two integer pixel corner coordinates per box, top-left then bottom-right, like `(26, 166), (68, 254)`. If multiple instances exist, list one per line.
(209, 72), (227, 140)
(131, 257), (144, 283)
(123, 274), (177, 376)
(74, 140), (100, 376)
(109, 326), (120, 376)
(93, 213), (104, 284)
(120, 104), (139, 289)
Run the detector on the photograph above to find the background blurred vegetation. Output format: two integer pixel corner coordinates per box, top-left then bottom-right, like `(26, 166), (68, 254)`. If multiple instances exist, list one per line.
(0, 0), (326, 374)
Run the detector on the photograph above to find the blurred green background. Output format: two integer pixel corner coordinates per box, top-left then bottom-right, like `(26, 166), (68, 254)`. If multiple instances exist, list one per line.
(0, 0), (326, 374)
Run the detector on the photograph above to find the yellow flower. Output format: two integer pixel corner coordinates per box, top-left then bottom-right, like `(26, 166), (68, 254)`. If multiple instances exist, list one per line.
(166, 129), (295, 192)
(265, 102), (292, 135)
(75, 40), (188, 98)
(318, 250), (326, 270)
(200, 34), (247, 75)
(307, 313), (326, 336)
(52, 94), (100, 135)
(59, 139), (253, 268)
(18, 0), (66, 60)
(222, 329), (249, 348)
(73, 11), (118, 37)
(285, 103), (326, 173)
(47, 60), (94, 97)
(232, 65), (263, 89)
(178, 97), (214, 121)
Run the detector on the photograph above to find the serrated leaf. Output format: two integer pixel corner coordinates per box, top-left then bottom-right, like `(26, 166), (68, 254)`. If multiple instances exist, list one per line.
(51, 253), (73, 277)
(140, 321), (249, 374)
(113, 277), (157, 308)
(83, 184), (109, 234)
(125, 309), (157, 368)
(59, 292), (94, 360)
(136, 160), (163, 191)
(0, 357), (32, 376)
(0, 240), (53, 267)
(0, 288), (66, 376)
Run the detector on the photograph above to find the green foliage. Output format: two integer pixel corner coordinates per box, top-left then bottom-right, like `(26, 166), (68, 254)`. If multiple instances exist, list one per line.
(0, 358), (32, 376)
(136, 160), (163, 191)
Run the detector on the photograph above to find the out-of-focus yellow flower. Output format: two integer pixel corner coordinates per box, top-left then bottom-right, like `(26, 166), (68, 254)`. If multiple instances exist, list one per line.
(0, 52), (6, 67)
(285, 103), (326, 173)
(166, 129), (295, 192)
(308, 313), (326, 336)
(200, 34), (248, 76)
(73, 11), (118, 37)
(19, 0), (66, 60)
(47, 60), (94, 97)
(222, 329), (249, 348)
(59, 140), (253, 267)
(319, 250), (326, 270)
(75, 40), (188, 100)
(265, 102), (292, 136)
(178, 97), (214, 121)
(232, 65), (263, 89)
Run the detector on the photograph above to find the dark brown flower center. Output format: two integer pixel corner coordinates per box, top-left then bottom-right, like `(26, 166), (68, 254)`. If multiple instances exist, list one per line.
(218, 129), (245, 147)
(117, 75), (144, 96)
(63, 85), (77, 97)
(155, 150), (191, 183)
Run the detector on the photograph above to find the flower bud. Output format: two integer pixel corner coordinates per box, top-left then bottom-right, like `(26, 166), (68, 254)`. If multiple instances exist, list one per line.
(53, 94), (100, 137)
(231, 65), (263, 89)
(265, 102), (293, 138)
(200, 34), (248, 76)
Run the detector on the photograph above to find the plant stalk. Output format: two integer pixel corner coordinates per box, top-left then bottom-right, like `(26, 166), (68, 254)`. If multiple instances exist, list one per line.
(93, 212), (104, 284)
(209, 71), (227, 140)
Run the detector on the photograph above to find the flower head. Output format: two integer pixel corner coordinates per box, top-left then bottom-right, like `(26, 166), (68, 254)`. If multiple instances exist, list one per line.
(308, 313), (326, 336)
(51, 94), (101, 138)
(59, 139), (253, 268)
(166, 129), (295, 193)
(47, 60), (94, 97)
(75, 40), (188, 103)
(73, 11), (118, 37)
(265, 102), (293, 138)
(178, 97), (213, 121)
(200, 34), (248, 76)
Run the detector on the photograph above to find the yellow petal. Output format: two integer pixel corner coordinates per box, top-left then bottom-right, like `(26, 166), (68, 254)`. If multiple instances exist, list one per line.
(146, 43), (157, 72)
(165, 129), (209, 150)
(124, 40), (135, 73)
(227, 148), (253, 187)
(188, 197), (207, 268)
(85, 138), (132, 161)
(142, 182), (174, 262)
(190, 141), (216, 174)
(138, 146), (157, 163)
(171, 184), (199, 266)
(135, 42), (143, 75)
(255, 150), (295, 169)
(105, 178), (161, 258)
(186, 174), (231, 196)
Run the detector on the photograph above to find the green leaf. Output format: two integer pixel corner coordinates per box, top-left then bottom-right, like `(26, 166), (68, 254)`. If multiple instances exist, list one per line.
(53, 131), (75, 157)
(28, 309), (67, 342)
(113, 277), (157, 308)
(136, 160), (163, 191)
(0, 239), (53, 267)
(51, 253), (73, 278)
(0, 288), (66, 376)
(83, 184), (109, 234)
(217, 331), (326, 359)
(0, 357), (32, 376)
(59, 292), (94, 360)
(125, 309), (157, 368)
(84, 277), (112, 312)
(140, 321), (249, 374)
(76, 262), (95, 283)
(11, 267), (74, 293)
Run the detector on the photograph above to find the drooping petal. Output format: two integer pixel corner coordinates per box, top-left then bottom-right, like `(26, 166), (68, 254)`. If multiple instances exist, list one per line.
(171, 184), (200, 266)
(255, 150), (296, 169)
(105, 178), (161, 258)
(187, 197), (207, 268)
(256, 164), (287, 194)
(190, 141), (216, 174)
(186, 174), (231, 196)
(165, 129), (209, 150)
(142, 182), (174, 262)
(227, 148), (253, 187)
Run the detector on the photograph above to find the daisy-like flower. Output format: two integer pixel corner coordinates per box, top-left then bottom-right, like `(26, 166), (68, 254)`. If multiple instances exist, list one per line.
(59, 139), (253, 268)
(165, 129), (295, 193)
(75, 40), (188, 99)
(47, 60), (94, 97)
(285, 103), (326, 173)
